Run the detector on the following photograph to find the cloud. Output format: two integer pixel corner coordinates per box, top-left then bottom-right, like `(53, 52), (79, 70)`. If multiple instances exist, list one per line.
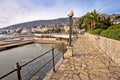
(0, 0), (120, 28)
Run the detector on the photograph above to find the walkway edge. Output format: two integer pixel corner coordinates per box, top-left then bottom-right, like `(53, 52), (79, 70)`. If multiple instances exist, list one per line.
(43, 57), (63, 80)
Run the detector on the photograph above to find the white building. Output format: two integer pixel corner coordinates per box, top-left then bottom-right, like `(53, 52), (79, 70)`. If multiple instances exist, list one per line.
(64, 25), (69, 33)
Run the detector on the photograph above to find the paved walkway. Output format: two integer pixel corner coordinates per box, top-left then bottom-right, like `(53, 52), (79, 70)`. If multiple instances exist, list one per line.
(49, 35), (120, 80)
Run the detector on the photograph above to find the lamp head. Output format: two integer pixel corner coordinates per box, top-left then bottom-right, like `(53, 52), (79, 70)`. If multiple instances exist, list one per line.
(67, 10), (74, 17)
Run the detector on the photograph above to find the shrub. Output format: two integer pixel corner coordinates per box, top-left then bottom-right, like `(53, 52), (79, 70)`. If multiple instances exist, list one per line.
(54, 44), (67, 53)
(100, 30), (108, 37)
(89, 28), (103, 35)
(107, 24), (120, 30)
(100, 30), (120, 40)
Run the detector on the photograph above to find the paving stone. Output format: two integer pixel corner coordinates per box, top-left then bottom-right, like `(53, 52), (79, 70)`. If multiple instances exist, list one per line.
(51, 79), (56, 80)
(79, 74), (90, 80)
(110, 78), (118, 80)
(108, 73), (119, 79)
(59, 76), (65, 80)
(73, 74), (80, 80)
(60, 64), (66, 68)
(75, 66), (81, 70)
(82, 64), (86, 68)
(78, 70), (88, 75)
(89, 75), (100, 80)
(68, 73), (73, 79)
(87, 69), (109, 77)
(94, 62), (106, 68)
(73, 70), (79, 75)
(58, 67), (65, 71)
(98, 76), (110, 80)
(65, 66), (71, 71)
(64, 72), (68, 77)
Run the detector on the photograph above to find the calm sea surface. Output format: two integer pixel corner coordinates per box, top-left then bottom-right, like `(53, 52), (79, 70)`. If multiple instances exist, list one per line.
(0, 43), (62, 80)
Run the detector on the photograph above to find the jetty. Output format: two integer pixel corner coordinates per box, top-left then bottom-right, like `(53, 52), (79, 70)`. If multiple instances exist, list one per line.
(0, 39), (34, 51)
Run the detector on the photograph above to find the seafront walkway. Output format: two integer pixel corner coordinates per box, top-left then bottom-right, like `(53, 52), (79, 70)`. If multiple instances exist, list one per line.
(49, 34), (120, 80)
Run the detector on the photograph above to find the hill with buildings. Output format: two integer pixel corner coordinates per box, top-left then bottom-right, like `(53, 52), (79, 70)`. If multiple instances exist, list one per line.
(1, 18), (70, 30)
(0, 17), (78, 34)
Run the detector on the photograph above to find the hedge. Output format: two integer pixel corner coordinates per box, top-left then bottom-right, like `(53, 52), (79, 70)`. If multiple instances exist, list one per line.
(89, 24), (120, 40)
(107, 24), (120, 30)
(89, 28), (103, 35)
(100, 30), (120, 40)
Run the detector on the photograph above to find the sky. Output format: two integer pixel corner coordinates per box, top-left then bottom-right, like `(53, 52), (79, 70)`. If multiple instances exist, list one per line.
(0, 0), (120, 28)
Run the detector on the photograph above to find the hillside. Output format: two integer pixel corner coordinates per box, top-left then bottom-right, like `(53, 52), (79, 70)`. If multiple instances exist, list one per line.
(1, 18), (70, 30)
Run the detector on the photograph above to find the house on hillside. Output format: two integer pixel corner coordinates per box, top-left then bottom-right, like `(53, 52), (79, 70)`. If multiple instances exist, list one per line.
(31, 26), (43, 33)
(21, 28), (32, 34)
(110, 14), (120, 24)
(64, 25), (69, 33)
(113, 20), (120, 24)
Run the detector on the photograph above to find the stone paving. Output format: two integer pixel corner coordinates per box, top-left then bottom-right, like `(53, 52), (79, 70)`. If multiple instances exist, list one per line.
(49, 35), (120, 80)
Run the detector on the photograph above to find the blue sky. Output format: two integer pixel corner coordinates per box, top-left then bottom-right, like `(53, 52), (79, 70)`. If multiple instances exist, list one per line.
(0, 0), (120, 28)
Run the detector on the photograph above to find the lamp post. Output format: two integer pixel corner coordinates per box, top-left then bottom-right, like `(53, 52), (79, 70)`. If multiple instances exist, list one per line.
(67, 10), (74, 46)
(64, 10), (74, 58)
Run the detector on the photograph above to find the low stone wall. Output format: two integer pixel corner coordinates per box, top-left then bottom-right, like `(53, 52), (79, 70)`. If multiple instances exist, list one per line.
(85, 33), (120, 66)
(34, 39), (68, 44)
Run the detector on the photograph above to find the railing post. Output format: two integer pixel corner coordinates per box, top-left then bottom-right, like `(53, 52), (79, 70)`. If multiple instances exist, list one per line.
(16, 62), (21, 80)
(62, 43), (64, 59)
(52, 46), (55, 72)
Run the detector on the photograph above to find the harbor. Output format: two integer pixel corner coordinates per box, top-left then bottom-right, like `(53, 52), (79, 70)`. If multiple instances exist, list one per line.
(0, 42), (63, 80)
(0, 34), (72, 51)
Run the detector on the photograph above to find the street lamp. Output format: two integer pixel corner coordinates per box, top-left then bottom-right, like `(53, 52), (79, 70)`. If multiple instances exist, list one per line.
(67, 10), (74, 46)
(64, 10), (74, 58)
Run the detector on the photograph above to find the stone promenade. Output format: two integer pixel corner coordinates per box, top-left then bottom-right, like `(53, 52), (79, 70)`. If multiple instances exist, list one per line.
(49, 35), (120, 80)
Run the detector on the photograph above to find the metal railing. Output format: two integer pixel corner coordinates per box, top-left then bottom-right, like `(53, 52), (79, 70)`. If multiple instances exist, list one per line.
(0, 43), (65, 80)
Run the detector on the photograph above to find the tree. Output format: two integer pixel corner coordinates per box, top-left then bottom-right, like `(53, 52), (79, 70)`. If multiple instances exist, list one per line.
(76, 9), (112, 31)
(76, 16), (84, 29)
(98, 16), (111, 29)
(87, 9), (100, 30)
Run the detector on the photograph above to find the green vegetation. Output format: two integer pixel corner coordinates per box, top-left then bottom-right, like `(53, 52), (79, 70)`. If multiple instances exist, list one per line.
(76, 9), (111, 31)
(107, 24), (120, 30)
(44, 28), (64, 34)
(90, 24), (120, 40)
(89, 28), (103, 35)
(100, 24), (120, 40)
(54, 43), (67, 53)
(100, 30), (120, 40)
(76, 9), (120, 40)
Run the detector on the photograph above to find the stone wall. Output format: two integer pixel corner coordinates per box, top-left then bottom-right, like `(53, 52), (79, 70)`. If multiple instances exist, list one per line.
(85, 33), (120, 66)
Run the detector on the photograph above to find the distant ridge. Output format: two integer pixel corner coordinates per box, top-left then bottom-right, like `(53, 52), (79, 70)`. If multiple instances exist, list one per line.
(2, 18), (71, 30)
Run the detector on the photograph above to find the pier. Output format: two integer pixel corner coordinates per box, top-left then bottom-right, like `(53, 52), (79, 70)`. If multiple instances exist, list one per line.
(0, 39), (34, 51)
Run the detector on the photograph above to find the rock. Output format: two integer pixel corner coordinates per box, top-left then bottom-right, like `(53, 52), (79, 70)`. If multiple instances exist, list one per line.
(73, 74), (80, 80)
(78, 70), (88, 75)
(90, 75), (100, 80)
(87, 69), (109, 77)
(75, 66), (80, 70)
(64, 73), (68, 77)
(68, 74), (73, 79)
(79, 74), (90, 80)
(59, 76), (65, 80)
(60, 64), (66, 68)
(110, 78), (117, 80)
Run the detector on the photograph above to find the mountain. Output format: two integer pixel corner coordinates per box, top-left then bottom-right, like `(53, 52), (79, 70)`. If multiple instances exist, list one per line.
(1, 18), (71, 30)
